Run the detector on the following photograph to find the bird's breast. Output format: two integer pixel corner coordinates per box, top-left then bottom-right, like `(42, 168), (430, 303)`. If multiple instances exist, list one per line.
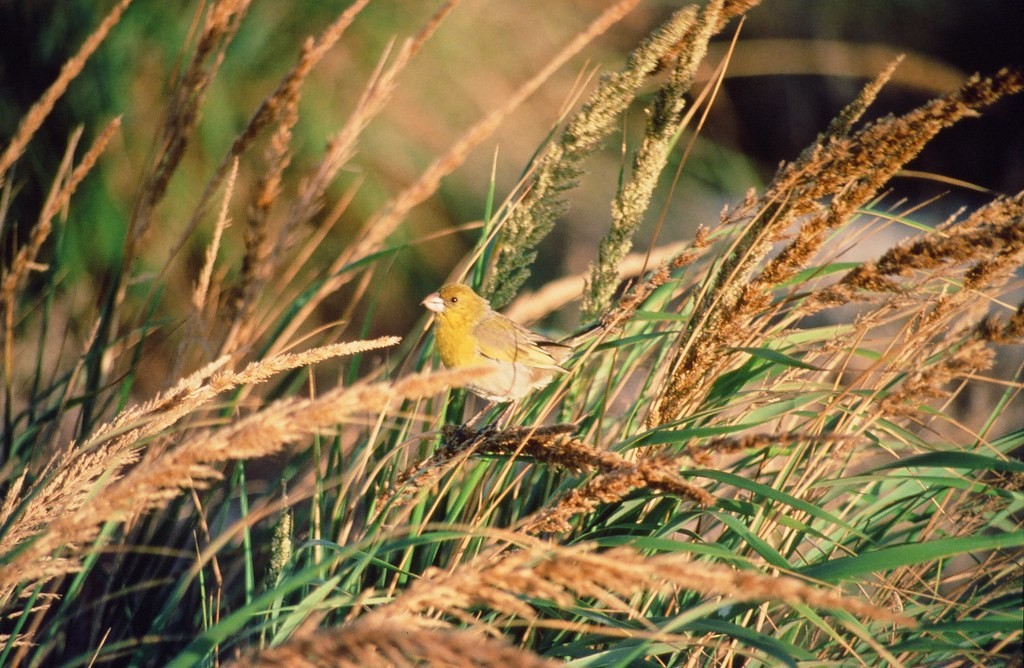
(434, 317), (482, 368)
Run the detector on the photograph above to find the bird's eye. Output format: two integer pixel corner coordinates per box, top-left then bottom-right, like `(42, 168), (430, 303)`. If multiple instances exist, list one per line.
(450, 296), (458, 303)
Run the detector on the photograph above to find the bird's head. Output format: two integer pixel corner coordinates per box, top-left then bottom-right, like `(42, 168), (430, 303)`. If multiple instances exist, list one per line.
(422, 283), (489, 326)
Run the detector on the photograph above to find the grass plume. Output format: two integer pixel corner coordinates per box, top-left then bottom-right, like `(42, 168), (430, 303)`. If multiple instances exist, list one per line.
(0, 1), (1020, 665)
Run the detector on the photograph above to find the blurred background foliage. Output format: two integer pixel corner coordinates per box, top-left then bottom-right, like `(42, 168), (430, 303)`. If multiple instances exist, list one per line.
(2, 0), (1022, 388)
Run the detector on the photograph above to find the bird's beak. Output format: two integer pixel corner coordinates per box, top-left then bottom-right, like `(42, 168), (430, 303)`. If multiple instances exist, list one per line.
(422, 292), (444, 313)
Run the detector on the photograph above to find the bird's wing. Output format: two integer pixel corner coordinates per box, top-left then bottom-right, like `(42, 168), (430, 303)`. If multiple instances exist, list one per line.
(474, 314), (568, 370)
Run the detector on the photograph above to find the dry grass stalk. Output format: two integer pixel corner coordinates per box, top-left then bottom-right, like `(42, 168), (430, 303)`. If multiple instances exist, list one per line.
(879, 334), (994, 419)
(584, 0), (723, 319)
(456, 424), (621, 470)
(250, 3), (461, 358)
(294, 2), (463, 235)
(687, 432), (796, 462)
(490, 0), (761, 313)
(371, 542), (912, 629)
(881, 477), (1023, 606)
(161, 1), (375, 359)
(193, 157), (237, 313)
(0, 0), (132, 181)
(0, 337), (408, 602)
(386, 424), (580, 507)
(223, 94), (298, 347)
(771, 69), (1022, 305)
(86, 0), (255, 408)
(647, 67), (1024, 427)
(35, 119), (123, 240)
(600, 226), (711, 333)
(391, 424), (756, 535)
(218, 4), (377, 355)
(232, 617), (557, 668)
(753, 57), (906, 291)
(130, 0), (252, 251)
(485, 2), (695, 308)
(519, 456), (714, 535)
(297, 0), (643, 349)
(282, 3), (459, 244)
(257, 0), (644, 366)
(184, 0), (372, 270)
(0, 342), (364, 554)
(654, 0), (762, 72)
(981, 300), (1024, 343)
(2, 118), (121, 433)
(513, 432), (835, 536)
(1, 118), (121, 333)
(92, 337), (400, 452)
(0, 364), (486, 604)
(351, 0), (637, 263)
(713, 0), (763, 32)
(504, 239), (692, 323)
(814, 190), (1024, 309)
(785, 191), (1023, 425)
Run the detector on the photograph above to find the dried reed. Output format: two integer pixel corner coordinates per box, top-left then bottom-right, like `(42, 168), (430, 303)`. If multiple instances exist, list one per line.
(0, 337), (410, 602)
(233, 617), (557, 668)
(273, 0), (643, 359)
(371, 541), (912, 628)
(584, 0), (721, 318)
(0, 0), (132, 181)
(648, 67), (1024, 426)
(129, 0), (252, 252)
(485, 3), (698, 308)
(1, 118), (121, 341)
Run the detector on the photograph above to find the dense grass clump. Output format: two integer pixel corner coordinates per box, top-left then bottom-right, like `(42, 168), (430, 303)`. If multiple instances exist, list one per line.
(1, 1), (1022, 666)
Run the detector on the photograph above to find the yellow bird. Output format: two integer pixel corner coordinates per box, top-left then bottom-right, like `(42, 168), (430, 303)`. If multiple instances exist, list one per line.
(422, 283), (573, 402)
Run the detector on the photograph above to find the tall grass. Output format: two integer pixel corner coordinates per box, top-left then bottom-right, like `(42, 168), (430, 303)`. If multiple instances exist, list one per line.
(2, 1), (1022, 666)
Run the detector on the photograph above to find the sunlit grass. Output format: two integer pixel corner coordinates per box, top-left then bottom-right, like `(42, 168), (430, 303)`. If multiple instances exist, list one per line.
(1, 1), (1022, 666)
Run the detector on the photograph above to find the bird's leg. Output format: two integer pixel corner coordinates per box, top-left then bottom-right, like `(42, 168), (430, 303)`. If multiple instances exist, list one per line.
(465, 399), (503, 429)
(491, 401), (517, 430)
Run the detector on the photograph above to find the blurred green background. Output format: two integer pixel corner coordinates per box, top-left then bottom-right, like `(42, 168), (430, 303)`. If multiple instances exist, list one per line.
(2, 0), (1022, 354)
